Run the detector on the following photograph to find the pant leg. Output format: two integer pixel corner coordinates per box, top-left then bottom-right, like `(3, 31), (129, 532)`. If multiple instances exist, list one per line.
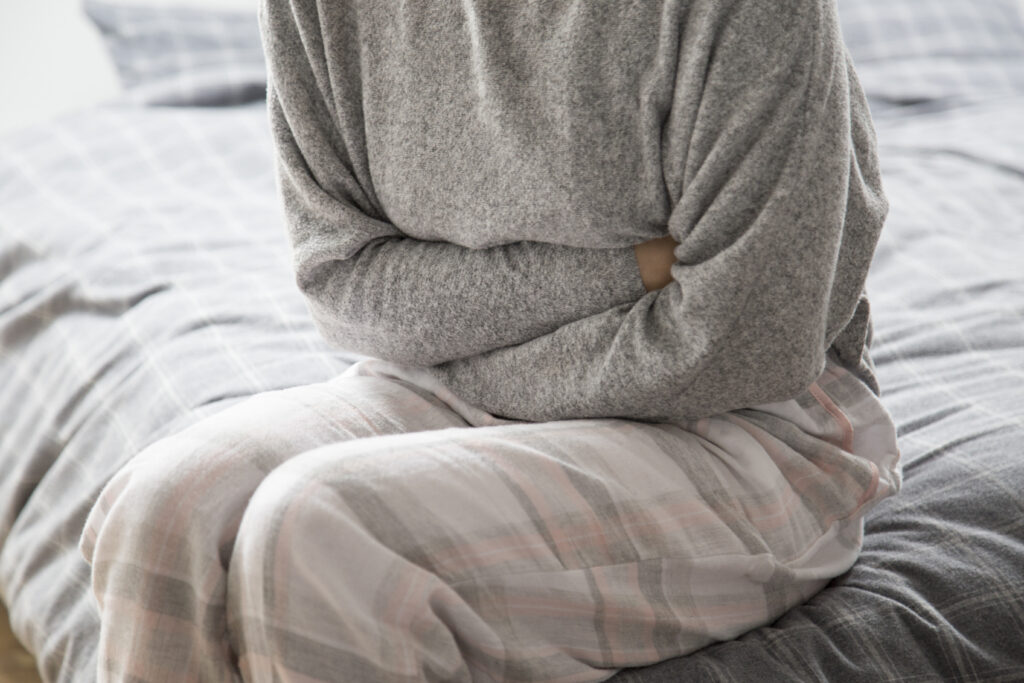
(225, 357), (901, 683)
(79, 373), (472, 683)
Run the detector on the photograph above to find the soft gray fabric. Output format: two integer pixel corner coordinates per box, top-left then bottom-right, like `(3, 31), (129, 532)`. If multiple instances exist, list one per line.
(259, 0), (887, 424)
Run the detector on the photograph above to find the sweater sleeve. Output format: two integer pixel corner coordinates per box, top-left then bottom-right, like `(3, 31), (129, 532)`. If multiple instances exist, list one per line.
(258, 0), (648, 367)
(419, 0), (889, 423)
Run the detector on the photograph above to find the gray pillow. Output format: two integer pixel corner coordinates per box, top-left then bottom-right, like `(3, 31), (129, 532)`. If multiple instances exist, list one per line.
(83, 0), (266, 105)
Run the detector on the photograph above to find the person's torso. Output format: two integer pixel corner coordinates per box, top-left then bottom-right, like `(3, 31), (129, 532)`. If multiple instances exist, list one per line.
(315, 0), (883, 397)
(341, 1), (685, 249)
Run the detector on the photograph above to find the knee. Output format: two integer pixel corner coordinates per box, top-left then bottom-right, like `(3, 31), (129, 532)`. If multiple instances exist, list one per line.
(230, 448), (344, 569)
(226, 448), (410, 670)
(226, 451), (348, 650)
(79, 408), (274, 572)
(229, 433), (469, 609)
(229, 444), (399, 600)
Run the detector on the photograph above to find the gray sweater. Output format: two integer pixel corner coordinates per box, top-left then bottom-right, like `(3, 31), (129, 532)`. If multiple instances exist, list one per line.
(257, 0), (888, 424)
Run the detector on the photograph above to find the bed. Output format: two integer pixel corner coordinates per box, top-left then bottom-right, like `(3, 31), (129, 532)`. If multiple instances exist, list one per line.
(1, 0), (1023, 680)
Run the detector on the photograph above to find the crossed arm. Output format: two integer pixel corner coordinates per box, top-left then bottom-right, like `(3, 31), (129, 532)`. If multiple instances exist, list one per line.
(260, 0), (887, 424)
(259, 0), (678, 371)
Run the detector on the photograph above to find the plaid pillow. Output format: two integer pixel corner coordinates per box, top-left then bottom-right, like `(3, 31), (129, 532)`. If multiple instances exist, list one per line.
(85, 0), (1024, 107)
(83, 0), (266, 106)
(838, 0), (1024, 104)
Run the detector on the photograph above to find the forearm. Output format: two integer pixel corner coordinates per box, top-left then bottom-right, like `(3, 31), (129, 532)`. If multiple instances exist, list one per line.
(301, 236), (648, 366)
(418, 264), (828, 425)
(261, 2), (651, 367)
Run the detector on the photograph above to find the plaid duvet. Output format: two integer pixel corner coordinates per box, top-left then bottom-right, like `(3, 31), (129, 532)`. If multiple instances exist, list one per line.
(2, 0), (1024, 679)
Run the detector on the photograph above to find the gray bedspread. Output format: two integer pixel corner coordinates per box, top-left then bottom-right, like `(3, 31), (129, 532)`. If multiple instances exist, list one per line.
(2, 13), (1024, 683)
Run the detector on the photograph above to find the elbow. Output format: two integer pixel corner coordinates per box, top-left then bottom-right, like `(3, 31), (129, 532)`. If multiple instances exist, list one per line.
(786, 344), (828, 398)
(296, 257), (451, 367)
(305, 298), (437, 366)
(678, 337), (828, 419)
(303, 294), (446, 367)
(294, 261), (376, 361)
(768, 332), (829, 403)
(729, 329), (829, 411)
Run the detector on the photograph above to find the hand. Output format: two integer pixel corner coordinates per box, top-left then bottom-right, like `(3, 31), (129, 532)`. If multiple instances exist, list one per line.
(633, 235), (680, 292)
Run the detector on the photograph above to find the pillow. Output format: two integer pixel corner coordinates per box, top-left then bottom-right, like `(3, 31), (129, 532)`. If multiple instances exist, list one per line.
(82, 0), (266, 106)
(837, 0), (1024, 105)
(87, 0), (1024, 108)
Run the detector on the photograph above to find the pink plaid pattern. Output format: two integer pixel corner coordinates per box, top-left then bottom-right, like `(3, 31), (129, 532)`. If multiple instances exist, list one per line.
(80, 354), (900, 682)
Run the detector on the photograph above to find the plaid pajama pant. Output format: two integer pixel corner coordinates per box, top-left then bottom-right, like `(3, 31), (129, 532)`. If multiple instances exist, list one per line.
(80, 354), (901, 682)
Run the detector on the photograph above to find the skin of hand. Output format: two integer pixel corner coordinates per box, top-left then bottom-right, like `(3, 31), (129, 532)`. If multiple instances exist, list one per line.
(633, 235), (680, 292)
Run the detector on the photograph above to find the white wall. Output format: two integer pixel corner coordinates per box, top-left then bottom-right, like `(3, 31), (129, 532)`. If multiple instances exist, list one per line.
(0, 0), (121, 135)
(0, 0), (260, 135)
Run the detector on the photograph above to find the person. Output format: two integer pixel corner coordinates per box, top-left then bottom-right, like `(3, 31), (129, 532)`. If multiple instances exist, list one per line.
(79, 0), (903, 681)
